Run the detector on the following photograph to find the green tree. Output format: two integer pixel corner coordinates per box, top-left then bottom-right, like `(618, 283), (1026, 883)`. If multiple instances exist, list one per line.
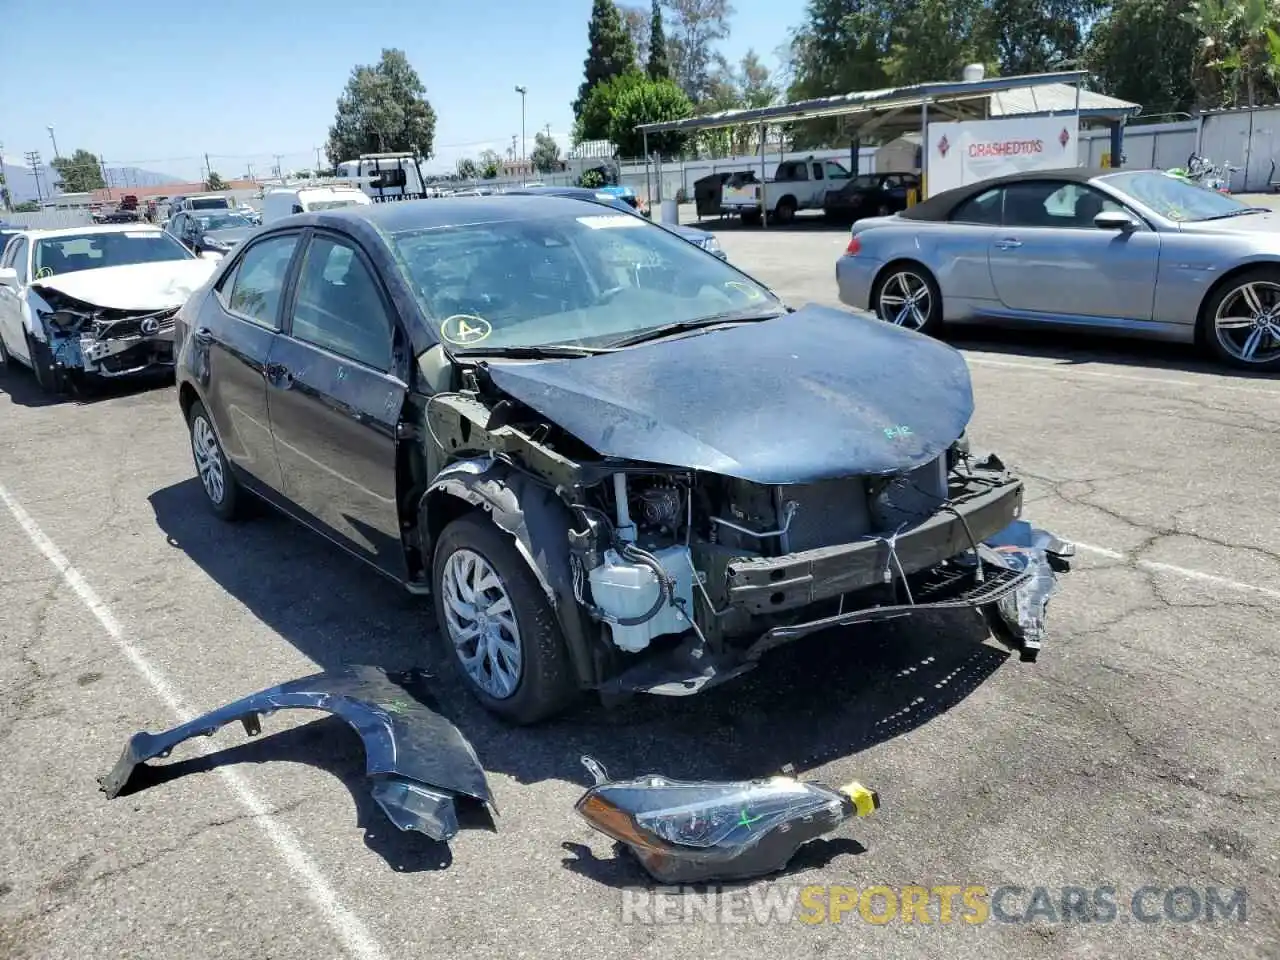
(13, 201), (39, 213)
(990, 0), (1104, 75)
(607, 77), (694, 156)
(326, 48), (437, 166)
(50, 148), (106, 193)
(579, 167), (607, 187)
(205, 172), (227, 190)
(578, 70), (647, 142)
(664, 0), (736, 101)
(648, 0), (672, 79)
(456, 157), (479, 178)
(478, 149), (502, 179)
(575, 0), (640, 120)
(1086, 0), (1198, 113)
(621, 4), (651, 61)
(873, 0), (997, 86)
(531, 132), (563, 172)
(695, 50), (778, 156)
(1180, 0), (1280, 107)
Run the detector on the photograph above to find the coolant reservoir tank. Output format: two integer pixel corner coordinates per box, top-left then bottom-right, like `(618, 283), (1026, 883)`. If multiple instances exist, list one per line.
(587, 547), (696, 653)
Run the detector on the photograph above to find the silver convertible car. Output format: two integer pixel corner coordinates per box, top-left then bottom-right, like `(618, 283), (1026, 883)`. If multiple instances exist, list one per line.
(836, 167), (1280, 370)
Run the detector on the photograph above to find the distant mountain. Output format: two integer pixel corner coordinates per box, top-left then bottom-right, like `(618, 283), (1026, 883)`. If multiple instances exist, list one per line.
(2, 160), (181, 203)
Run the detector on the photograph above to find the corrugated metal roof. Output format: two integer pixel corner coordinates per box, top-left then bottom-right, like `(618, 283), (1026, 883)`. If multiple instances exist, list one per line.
(635, 70), (1141, 134)
(987, 83), (1140, 119)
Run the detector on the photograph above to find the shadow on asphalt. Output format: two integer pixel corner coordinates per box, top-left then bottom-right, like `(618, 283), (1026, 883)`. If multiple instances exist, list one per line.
(148, 476), (1007, 873)
(945, 324), (1280, 381)
(0, 362), (173, 408)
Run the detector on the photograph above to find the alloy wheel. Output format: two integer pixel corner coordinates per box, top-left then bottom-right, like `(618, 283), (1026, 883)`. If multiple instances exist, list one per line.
(1214, 281), (1280, 365)
(877, 272), (932, 330)
(191, 415), (226, 505)
(440, 548), (524, 699)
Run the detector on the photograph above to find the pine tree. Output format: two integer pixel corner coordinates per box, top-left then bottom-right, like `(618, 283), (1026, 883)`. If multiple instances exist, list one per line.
(574, 0), (639, 120)
(647, 0), (670, 80)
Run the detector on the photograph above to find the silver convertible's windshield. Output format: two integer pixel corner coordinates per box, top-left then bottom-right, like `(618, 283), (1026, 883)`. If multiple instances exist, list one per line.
(1102, 171), (1256, 222)
(389, 210), (781, 350)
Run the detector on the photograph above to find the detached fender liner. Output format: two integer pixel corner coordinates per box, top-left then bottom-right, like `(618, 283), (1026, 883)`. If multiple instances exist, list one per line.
(725, 478), (1023, 614)
(99, 665), (495, 843)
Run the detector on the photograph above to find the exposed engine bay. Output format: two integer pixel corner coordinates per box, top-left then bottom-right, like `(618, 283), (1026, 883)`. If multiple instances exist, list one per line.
(419, 333), (1073, 701)
(34, 285), (178, 380)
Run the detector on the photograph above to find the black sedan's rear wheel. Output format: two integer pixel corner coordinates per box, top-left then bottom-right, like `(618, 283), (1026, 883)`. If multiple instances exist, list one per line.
(1201, 267), (1280, 371)
(872, 264), (942, 336)
(187, 399), (246, 520)
(432, 513), (577, 724)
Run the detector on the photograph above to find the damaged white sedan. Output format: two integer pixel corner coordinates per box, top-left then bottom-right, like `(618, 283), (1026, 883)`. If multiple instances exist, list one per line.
(0, 224), (219, 392)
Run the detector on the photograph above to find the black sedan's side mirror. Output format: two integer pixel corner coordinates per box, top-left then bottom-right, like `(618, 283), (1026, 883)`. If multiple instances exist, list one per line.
(1094, 210), (1139, 232)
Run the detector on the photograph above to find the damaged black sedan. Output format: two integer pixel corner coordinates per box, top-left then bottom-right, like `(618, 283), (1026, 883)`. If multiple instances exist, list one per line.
(175, 195), (1070, 724)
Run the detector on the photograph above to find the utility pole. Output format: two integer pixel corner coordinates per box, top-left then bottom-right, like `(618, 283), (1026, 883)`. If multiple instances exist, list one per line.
(314, 145), (322, 174)
(204, 152), (212, 187)
(25, 150), (43, 205)
(514, 85), (528, 163)
(47, 125), (60, 161)
(273, 154), (284, 179)
(0, 140), (9, 212)
(99, 154), (112, 202)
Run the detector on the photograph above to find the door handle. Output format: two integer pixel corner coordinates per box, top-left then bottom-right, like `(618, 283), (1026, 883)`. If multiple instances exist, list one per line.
(994, 238), (1023, 250)
(193, 326), (214, 343)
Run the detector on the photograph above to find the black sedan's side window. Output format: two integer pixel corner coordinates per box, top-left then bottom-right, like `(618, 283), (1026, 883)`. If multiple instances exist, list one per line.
(288, 236), (393, 372)
(226, 234), (299, 329)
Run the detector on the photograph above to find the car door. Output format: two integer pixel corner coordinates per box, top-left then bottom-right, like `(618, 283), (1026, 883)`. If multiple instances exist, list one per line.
(987, 180), (1160, 321)
(195, 231), (301, 493)
(0, 237), (32, 362)
(265, 230), (409, 578)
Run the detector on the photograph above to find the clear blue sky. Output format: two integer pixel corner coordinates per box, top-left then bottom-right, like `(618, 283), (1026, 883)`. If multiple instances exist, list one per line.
(1, 0), (804, 181)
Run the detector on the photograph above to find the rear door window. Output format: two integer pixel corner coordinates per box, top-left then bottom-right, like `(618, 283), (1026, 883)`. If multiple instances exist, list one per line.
(951, 188), (1004, 225)
(226, 234), (300, 329)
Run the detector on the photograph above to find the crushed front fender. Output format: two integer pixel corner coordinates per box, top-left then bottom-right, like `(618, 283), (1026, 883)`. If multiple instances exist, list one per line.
(99, 665), (495, 842)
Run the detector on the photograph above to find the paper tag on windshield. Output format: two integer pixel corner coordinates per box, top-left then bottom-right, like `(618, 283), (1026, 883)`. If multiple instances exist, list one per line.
(576, 215), (642, 229)
(125, 232), (159, 238)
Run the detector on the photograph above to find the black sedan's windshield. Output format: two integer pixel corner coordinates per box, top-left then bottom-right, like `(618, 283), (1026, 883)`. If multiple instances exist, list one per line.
(197, 214), (252, 231)
(390, 210), (780, 350)
(33, 230), (194, 276)
(1103, 171), (1254, 222)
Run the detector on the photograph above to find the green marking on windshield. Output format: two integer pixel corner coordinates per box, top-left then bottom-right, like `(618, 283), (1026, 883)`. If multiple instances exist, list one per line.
(738, 809), (764, 827)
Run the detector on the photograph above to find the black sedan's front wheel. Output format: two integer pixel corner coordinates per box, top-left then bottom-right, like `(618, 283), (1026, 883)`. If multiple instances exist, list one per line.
(187, 399), (246, 520)
(431, 513), (577, 724)
(1201, 267), (1280, 371)
(872, 264), (942, 336)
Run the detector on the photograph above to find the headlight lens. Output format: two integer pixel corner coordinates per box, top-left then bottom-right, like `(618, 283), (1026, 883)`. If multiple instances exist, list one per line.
(701, 235), (721, 253)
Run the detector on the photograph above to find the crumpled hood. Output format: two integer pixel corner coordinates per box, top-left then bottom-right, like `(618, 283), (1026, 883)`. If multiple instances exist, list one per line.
(31, 259), (218, 311)
(484, 304), (974, 484)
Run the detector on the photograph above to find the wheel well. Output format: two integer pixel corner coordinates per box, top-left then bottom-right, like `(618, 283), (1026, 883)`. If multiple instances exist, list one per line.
(177, 382), (200, 423)
(775, 194), (797, 211)
(1194, 261), (1280, 346)
(419, 489), (481, 562)
(872, 258), (937, 301)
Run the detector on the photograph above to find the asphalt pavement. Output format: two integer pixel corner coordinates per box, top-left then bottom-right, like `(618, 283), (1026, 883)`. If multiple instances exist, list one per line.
(1, 219), (1277, 960)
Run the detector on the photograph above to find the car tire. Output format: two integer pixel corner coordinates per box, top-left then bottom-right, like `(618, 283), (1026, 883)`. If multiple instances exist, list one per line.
(186, 399), (246, 520)
(774, 196), (797, 225)
(0, 330), (11, 369)
(432, 512), (578, 725)
(1199, 267), (1280, 371)
(871, 263), (943, 336)
(740, 209), (761, 226)
(24, 330), (66, 393)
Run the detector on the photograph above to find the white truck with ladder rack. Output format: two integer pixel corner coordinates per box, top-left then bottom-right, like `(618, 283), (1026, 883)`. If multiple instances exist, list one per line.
(335, 152), (430, 202)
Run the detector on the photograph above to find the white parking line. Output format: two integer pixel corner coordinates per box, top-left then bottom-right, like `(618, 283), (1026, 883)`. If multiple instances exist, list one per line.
(1073, 540), (1280, 601)
(0, 482), (388, 960)
(965, 355), (1280, 398)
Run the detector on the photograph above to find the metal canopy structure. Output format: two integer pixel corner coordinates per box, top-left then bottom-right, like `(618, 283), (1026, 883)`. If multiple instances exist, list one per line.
(635, 70), (1140, 227)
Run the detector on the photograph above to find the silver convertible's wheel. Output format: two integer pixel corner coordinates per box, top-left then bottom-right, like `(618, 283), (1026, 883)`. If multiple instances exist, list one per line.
(874, 268), (940, 334)
(440, 547), (524, 699)
(1212, 279), (1280, 366)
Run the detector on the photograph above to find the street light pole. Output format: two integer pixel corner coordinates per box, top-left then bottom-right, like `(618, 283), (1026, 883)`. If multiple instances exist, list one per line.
(47, 125), (60, 160)
(514, 85), (528, 166)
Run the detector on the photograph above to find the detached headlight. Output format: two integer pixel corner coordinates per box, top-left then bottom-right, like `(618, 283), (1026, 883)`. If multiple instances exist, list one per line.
(700, 235), (722, 254)
(203, 237), (229, 251)
(574, 755), (878, 883)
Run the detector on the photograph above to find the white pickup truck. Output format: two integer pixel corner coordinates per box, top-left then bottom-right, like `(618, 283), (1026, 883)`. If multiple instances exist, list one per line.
(721, 157), (852, 225)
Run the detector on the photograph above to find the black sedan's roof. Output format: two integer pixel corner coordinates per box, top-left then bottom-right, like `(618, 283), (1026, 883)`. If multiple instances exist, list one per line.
(308, 194), (606, 234)
(901, 167), (1113, 221)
